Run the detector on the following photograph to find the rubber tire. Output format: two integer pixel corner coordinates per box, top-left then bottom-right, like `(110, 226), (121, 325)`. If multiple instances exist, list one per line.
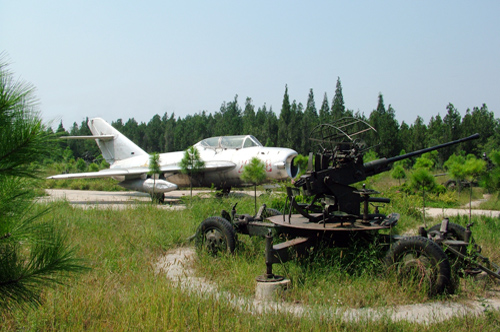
(384, 236), (451, 295)
(428, 222), (471, 242)
(195, 217), (236, 254)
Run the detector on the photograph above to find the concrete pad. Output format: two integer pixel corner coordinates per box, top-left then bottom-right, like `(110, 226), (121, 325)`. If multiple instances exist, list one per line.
(255, 279), (291, 301)
(40, 189), (193, 210)
(39, 188), (255, 210)
(424, 207), (500, 219)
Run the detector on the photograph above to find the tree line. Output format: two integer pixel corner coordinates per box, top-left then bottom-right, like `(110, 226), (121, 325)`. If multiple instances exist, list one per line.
(54, 78), (498, 169)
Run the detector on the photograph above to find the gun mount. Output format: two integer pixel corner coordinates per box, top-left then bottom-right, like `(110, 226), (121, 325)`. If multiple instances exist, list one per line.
(292, 117), (480, 220)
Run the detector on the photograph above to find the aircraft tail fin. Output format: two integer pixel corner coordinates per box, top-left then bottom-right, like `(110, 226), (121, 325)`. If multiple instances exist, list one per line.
(87, 118), (148, 164)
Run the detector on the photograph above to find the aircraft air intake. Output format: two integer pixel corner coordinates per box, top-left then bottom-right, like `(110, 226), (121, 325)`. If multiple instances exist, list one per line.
(287, 156), (299, 178)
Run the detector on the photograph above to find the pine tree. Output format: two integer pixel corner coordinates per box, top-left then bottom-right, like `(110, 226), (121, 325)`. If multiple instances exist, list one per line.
(290, 100), (304, 152)
(240, 157), (266, 214)
(144, 114), (163, 153)
(442, 103), (462, 160)
(318, 92), (330, 124)
(410, 116), (428, 151)
(180, 146), (205, 201)
(148, 152), (161, 203)
(331, 77), (345, 121)
(0, 57), (87, 310)
(368, 94), (402, 157)
(162, 112), (176, 152)
(277, 85), (292, 148)
(301, 88), (318, 154)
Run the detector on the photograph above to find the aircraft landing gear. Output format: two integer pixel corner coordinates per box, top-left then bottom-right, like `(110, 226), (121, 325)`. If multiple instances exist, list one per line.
(215, 186), (231, 197)
(151, 192), (165, 204)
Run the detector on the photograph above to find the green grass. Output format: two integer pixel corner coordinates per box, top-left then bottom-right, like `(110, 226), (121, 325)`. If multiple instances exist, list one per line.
(2, 186), (500, 330)
(44, 177), (127, 191)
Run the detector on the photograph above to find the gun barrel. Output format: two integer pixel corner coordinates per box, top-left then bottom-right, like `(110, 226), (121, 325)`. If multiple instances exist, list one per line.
(363, 133), (479, 177)
(388, 133), (479, 164)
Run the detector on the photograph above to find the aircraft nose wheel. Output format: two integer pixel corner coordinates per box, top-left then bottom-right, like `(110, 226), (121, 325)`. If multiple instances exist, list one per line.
(195, 217), (236, 255)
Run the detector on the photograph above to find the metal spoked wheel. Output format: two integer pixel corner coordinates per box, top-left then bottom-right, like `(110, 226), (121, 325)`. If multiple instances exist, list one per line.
(195, 216), (236, 255)
(384, 236), (452, 295)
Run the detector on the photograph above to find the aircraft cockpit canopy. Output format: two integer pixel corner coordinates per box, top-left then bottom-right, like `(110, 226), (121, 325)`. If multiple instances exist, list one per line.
(197, 135), (263, 150)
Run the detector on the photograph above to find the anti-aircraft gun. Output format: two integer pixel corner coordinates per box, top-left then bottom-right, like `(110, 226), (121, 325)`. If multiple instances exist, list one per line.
(195, 118), (500, 296)
(291, 117), (480, 224)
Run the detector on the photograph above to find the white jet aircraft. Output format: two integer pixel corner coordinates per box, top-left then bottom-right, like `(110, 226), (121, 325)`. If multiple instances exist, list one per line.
(48, 118), (299, 201)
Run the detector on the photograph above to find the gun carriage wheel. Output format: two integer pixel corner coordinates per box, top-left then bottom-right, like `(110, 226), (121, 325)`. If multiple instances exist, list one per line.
(384, 236), (452, 295)
(195, 216), (236, 255)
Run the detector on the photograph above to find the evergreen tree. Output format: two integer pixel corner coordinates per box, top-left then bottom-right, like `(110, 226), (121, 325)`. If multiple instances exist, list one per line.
(162, 112), (176, 152)
(368, 93), (384, 153)
(136, 121), (147, 150)
(318, 92), (330, 124)
(254, 104), (267, 144)
(265, 106), (278, 147)
(398, 121), (411, 158)
(468, 104), (496, 155)
(121, 118), (141, 147)
(382, 105), (401, 157)
(56, 120), (66, 134)
(410, 168), (436, 227)
(53, 121), (69, 162)
(369, 94), (401, 157)
(331, 77), (346, 121)
(426, 114), (447, 166)
(171, 117), (183, 150)
(442, 103), (462, 160)
(0, 58), (86, 310)
(376, 93), (386, 114)
(301, 88), (318, 154)
(144, 114), (163, 153)
(255, 104), (278, 146)
(112, 118), (124, 132)
(277, 85), (292, 148)
(409, 116), (428, 151)
(391, 165), (406, 185)
(148, 152), (161, 203)
(192, 111), (211, 142)
(213, 96), (242, 136)
(242, 97), (256, 135)
(180, 146), (205, 200)
(290, 100), (304, 152)
(240, 157), (266, 214)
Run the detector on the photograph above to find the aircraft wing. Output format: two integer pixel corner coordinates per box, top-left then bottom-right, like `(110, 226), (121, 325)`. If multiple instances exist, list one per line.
(47, 161), (235, 180)
(63, 135), (114, 141)
(46, 168), (149, 180)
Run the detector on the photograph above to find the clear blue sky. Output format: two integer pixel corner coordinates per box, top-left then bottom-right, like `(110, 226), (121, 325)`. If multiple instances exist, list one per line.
(2, 1), (499, 131)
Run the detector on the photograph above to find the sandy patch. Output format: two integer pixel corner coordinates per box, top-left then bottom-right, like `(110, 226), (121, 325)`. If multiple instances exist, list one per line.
(155, 247), (500, 323)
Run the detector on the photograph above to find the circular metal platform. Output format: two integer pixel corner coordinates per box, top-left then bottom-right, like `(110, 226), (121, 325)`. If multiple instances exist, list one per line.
(266, 214), (391, 232)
